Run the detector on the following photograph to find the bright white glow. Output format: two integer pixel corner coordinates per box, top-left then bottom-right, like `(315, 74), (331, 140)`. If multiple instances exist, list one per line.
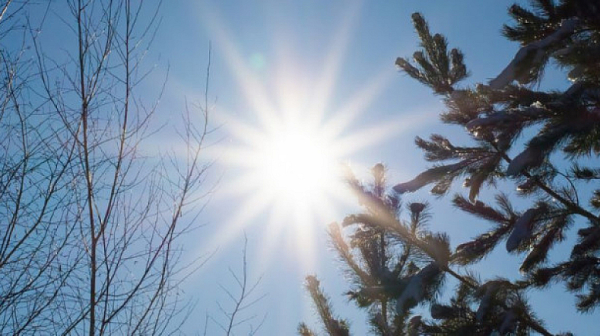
(254, 123), (336, 204)
(198, 1), (404, 272)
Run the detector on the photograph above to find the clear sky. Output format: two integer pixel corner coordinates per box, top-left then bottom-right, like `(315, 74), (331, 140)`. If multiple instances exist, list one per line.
(19, 0), (597, 335)
(146, 1), (597, 335)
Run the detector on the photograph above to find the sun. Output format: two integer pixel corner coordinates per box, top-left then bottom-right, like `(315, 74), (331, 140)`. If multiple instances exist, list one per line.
(220, 110), (352, 232)
(200, 1), (404, 270)
(252, 120), (338, 207)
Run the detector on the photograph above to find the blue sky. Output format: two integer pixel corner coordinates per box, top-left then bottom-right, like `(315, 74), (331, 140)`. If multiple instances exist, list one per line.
(145, 1), (597, 335)
(18, 0), (596, 334)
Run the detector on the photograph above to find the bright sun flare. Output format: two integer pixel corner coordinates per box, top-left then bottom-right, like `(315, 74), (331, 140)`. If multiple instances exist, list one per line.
(222, 113), (350, 229)
(201, 2), (404, 270)
(253, 122), (337, 205)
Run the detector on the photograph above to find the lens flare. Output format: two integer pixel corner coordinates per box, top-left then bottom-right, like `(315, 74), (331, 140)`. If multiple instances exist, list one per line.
(255, 123), (336, 203)
(198, 1), (403, 272)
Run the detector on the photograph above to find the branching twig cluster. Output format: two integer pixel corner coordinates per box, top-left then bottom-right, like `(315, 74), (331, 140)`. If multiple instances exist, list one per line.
(205, 235), (267, 336)
(0, 1), (213, 334)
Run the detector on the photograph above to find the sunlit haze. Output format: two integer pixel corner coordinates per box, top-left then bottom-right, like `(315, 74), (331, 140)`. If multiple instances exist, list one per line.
(156, 1), (599, 335)
(200, 1), (404, 273)
(4, 0), (597, 335)
(253, 120), (339, 205)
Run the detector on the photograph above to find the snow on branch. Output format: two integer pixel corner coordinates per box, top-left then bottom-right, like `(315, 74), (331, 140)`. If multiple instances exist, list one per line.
(489, 19), (579, 89)
(395, 262), (441, 314)
(506, 206), (545, 252)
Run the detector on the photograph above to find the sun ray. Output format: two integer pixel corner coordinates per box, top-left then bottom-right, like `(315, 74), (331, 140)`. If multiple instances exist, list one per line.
(320, 69), (396, 140)
(202, 187), (275, 253)
(201, 7), (279, 124)
(305, 1), (363, 125)
(199, 1), (401, 272)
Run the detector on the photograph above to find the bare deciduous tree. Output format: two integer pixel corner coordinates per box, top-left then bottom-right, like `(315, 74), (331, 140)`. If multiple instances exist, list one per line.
(204, 235), (267, 336)
(0, 1), (211, 334)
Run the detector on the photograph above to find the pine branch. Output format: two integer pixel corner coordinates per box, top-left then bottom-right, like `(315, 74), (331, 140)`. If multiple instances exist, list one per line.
(303, 276), (350, 336)
(498, 148), (600, 226)
(492, 18), (579, 88)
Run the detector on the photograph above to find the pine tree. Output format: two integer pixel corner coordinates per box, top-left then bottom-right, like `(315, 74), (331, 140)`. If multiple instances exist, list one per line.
(300, 0), (600, 334)
(300, 164), (451, 335)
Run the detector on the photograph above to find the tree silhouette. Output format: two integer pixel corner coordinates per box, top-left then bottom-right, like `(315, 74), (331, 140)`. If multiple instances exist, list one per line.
(300, 0), (600, 334)
(0, 1), (211, 334)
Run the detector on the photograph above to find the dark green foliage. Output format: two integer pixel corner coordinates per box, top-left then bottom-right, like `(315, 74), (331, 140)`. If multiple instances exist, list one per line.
(409, 275), (549, 336)
(299, 166), (449, 335)
(452, 195), (516, 265)
(393, 0), (600, 327)
(591, 190), (600, 208)
(520, 217), (566, 273)
(394, 136), (502, 201)
(570, 164), (600, 180)
(394, 0), (600, 287)
(531, 255), (600, 312)
(422, 280), (536, 335)
(301, 276), (350, 336)
(452, 194), (573, 274)
(298, 324), (318, 336)
(301, 1), (600, 334)
(395, 13), (468, 95)
(300, 166), (550, 335)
